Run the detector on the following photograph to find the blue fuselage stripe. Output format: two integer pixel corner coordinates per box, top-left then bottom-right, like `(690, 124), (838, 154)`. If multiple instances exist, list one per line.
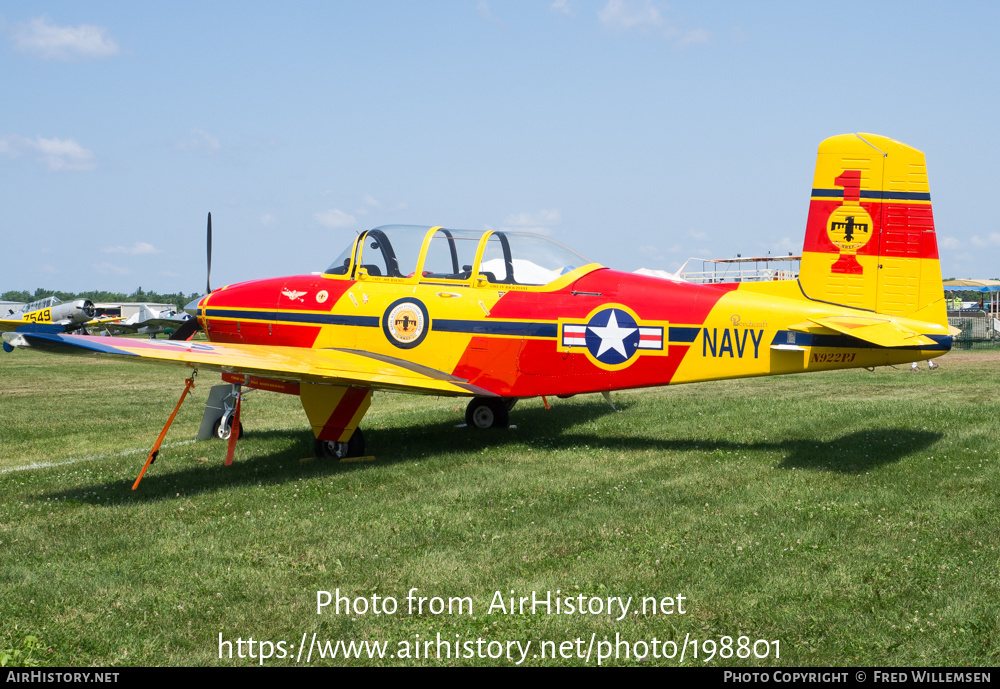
(203, 311), (711, 344)
(204, 309), (379, 328)
(668, 327), (701, 343)
(810, 189), (932, 202)
(432, 320), (559, 337)
(770, 330), (952, 351)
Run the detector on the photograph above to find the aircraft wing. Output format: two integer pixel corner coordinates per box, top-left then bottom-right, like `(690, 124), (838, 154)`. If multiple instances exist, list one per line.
(1, 331), (496, 397)
(0, 319), (27, 334)
(0, 316), (124, 334)
(136, 317), (189, 330)
(100, 322), (139, 335)
(806, 315), (937, 348)
(0, 319), (71, 334)
(88, 316), (127, 327)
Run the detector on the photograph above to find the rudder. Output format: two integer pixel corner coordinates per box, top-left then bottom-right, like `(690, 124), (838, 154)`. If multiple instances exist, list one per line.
(798, 133), (946, 327)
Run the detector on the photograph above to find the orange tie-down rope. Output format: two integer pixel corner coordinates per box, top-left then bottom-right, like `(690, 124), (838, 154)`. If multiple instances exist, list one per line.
(132, 374), (196, 490)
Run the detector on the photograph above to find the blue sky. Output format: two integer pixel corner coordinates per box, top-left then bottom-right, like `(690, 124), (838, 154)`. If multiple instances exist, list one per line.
(2, 1), (998, 293)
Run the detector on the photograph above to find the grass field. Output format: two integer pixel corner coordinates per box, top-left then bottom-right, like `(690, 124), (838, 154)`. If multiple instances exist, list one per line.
(1, 348), (998, 666)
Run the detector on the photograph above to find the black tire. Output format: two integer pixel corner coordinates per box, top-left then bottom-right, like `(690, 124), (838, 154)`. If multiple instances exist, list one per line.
(212, 417), (244, 441)
(314, 428), (366, 460)
(347, 428), (365, 457)
(465, 398), (510, 429)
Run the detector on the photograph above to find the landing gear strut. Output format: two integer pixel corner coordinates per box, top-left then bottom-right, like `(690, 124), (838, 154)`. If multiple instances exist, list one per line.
(198, 384), (251, 441)
(314, 428), (366, 460)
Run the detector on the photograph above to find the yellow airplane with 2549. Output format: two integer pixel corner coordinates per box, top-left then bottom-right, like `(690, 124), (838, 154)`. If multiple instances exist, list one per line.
(1, 133), (955, 488)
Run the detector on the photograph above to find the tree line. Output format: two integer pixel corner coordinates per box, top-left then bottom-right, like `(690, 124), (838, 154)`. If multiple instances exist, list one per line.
(1, 288), (200, 311)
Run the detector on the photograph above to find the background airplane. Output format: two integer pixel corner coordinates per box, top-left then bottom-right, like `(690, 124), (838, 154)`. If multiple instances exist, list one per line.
(1, 133), (953, 477)
(0, 296), (112, 334)
(100, 303), (192, 338)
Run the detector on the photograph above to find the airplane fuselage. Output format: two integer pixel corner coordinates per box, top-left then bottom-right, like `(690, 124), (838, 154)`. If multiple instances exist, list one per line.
(194, 265), (951, 399)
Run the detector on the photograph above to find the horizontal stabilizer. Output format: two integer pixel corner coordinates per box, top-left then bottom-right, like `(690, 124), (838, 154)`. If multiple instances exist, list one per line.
(788, 321), (841, 336)
(808, 315), (936, 348)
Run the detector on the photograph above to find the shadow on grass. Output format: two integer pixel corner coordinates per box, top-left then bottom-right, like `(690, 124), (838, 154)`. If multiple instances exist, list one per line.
(41, 400), (622, 504)
(41, 401), (941, 504)
(774, 429), (942, 473)
(541, 428), (941, 474)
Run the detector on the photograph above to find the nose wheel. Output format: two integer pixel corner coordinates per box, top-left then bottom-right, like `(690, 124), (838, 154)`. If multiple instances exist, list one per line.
(314, 428), (366, 460)
(465, 397), (513, 429)
(212, 416), (244, 441)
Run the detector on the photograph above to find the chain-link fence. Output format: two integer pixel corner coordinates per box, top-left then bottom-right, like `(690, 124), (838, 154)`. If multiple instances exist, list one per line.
(948, 311), (1000, 349)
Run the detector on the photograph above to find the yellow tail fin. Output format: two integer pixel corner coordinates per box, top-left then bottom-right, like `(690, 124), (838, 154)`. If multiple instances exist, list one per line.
(798, 133), (947, 328)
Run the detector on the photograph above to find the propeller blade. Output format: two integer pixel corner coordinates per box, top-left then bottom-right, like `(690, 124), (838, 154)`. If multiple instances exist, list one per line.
(207, 212), (213, 295)
(169, 317), (201, 341)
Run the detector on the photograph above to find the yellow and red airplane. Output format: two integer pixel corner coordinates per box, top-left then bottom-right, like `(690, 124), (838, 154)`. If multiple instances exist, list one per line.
(2, 133), (953, 475)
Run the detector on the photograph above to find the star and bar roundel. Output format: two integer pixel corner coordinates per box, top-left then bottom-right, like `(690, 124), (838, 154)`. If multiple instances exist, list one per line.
(559, 305), (668, 370)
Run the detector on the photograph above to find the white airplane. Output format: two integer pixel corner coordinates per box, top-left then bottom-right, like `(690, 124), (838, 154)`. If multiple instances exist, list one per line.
(101, 304), (192, 338)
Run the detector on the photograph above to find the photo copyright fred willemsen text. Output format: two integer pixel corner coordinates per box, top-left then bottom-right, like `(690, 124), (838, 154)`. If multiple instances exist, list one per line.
(216, 589), (781, 664)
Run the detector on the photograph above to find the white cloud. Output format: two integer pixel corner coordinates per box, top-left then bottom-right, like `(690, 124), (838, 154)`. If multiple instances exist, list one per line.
(688, 229), (709, 242)
(353, 194), (408, 215)
(769, 236), (797, 254)
(12, 16), (119, 60)
(477, 1), (504, 27)
(673, 27), (710, 47)
(315, 208), (356, 229)
(0, 135), (96, 171)
(32, 137), (95, 170)
(639, 244), (663, 261)
(598, 0), (709, 45)
(500, 209), (562, 235)
(551, 0), (574, 16)
(939, 236), (961, 250)
(355, 194), (379, 215)
(599, 0), (663, 31)
(260, 214), (277, 226)
(91, 262), (131, 276)
(102, 242), (160, 255)
(174, 128), (221, 155)
(970, 234), (1000, 248)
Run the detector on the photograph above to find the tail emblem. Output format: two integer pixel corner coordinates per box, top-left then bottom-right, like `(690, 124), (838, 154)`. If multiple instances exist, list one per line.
(826, 170), (874, 275)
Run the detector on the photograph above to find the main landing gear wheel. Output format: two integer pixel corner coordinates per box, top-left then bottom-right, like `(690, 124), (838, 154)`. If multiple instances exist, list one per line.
(212, 417), (244, 441)
(465, 398), (510, 429)
(314, 428), (366, 460)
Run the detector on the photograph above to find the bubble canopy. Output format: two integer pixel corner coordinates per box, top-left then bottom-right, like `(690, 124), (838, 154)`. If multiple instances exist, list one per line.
(325, 225), (595, 287)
